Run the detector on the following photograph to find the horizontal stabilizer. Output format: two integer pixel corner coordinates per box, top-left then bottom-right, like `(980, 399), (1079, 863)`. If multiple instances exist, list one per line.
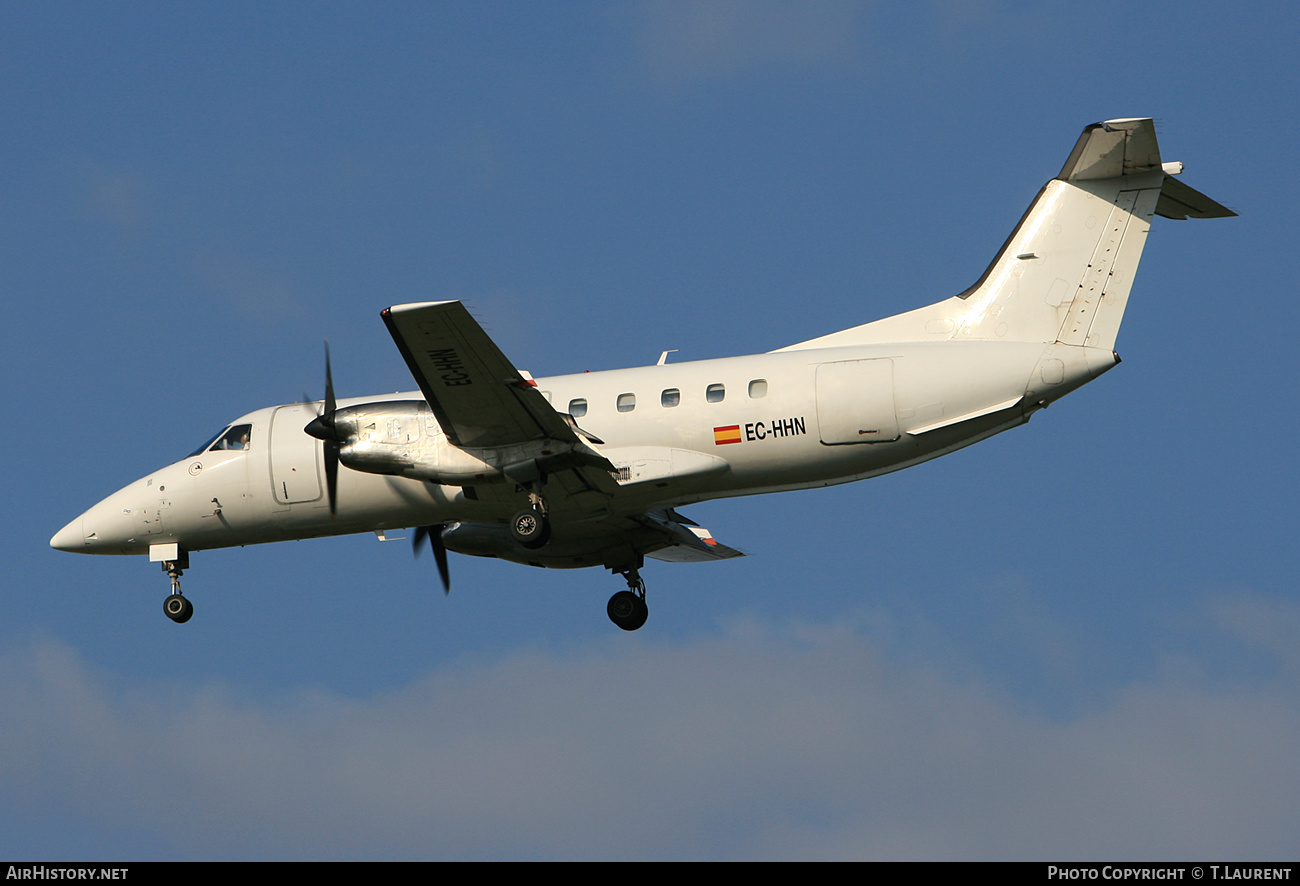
(1059, 117), (1164, 181)
(644, 509), (745, 563)
(1156, 175), (1237, 219)
(1059, 118), (1235, 218)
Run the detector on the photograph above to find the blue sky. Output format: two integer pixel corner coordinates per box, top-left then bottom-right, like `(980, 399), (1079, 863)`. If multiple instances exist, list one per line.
(4, 1), (1298, 860)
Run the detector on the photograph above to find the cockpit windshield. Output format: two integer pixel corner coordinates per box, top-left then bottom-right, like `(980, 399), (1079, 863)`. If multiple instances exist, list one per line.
(212, 424), (252, 451)
(187, 430), (224, 458)
(187, 424), (253, 458)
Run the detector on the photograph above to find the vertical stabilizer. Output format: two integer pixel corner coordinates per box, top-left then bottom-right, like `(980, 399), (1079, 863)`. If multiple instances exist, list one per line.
(778, 118), (1234, 353)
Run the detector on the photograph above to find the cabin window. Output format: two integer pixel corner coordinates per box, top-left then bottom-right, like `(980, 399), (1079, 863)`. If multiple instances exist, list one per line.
(540, 390), (552, 403)
(617, 393), (636, 412)
(748, 379), (768, 398)
(661, 388), (680, 407)
(569, 398), (588, 418)
(706, 383), (725, 403)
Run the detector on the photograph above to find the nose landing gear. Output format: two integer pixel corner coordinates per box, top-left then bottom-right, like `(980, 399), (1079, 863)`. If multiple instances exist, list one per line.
(159, 551), (193, 624)
(607, 568), (648, 631)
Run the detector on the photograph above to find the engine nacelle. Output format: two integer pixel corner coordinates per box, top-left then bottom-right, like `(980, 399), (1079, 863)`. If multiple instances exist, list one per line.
(330, 400), (503, 484)
(329, 400), (591, 486)
(441, 520), (668, 570)
(439, 522), (606, 567)
(326, 400), (728, 492)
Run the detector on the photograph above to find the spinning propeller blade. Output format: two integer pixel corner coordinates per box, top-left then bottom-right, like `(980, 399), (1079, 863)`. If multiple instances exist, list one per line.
(413, 524), (451, 594)
(303, 342), (341, 517)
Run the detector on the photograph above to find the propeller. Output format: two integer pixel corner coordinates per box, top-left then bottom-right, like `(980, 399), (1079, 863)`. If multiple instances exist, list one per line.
(303, 342), (341, 517)
(413, 524), (451, 594)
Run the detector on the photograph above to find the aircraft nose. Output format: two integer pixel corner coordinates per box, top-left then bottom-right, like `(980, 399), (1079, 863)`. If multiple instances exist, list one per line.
(51, 490), (147, 555)
(50, 515), (86, 552)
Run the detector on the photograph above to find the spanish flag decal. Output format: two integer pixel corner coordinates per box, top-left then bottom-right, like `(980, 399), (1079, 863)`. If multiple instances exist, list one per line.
(713, 425), (742, 445)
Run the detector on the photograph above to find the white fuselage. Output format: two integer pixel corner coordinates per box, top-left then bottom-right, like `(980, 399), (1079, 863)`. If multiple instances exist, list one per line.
(51, 337), (1116, 558)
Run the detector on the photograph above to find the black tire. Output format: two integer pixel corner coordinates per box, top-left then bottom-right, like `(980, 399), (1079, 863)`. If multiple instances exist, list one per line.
(607, 591), (648, 631)
(510, 509), (551, 549)
(163, 594), (193, 624)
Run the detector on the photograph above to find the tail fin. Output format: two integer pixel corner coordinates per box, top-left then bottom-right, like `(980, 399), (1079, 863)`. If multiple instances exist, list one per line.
(778, 118), (1234, 353)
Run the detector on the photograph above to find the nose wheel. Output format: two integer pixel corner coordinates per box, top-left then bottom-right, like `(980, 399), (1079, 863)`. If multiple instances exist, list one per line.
(163, 592), (193, 623)
(160, 554), (194, 624)
(607, 569), (648, 631)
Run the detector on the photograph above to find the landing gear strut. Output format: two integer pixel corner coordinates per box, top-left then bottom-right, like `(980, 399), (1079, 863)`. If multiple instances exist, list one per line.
(607, 568), (648, 631)
(160, 553), (193, 624)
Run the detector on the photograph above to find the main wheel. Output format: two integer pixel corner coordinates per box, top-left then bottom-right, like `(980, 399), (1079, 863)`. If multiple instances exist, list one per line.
(163, 593), (193, 624)
(509, 509), (551, 549)
(607, 590), (648, 631)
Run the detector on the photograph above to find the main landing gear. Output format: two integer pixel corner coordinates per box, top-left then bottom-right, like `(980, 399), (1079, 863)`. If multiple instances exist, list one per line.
(607, 568), (648, 632)
(509, 490), (551, 549)
(160, 553), (193, 624)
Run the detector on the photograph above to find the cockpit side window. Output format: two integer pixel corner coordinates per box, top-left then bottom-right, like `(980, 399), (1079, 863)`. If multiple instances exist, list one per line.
(209, 424), (253, 452)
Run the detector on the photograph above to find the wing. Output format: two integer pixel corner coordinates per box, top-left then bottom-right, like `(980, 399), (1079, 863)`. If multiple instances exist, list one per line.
(383, 300), (575, 448)
(383, 300), (620, 500)
(384, 302), (746, 560)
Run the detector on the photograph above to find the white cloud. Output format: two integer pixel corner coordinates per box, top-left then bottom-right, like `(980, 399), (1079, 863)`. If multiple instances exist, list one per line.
(2, 597), (1298, 859)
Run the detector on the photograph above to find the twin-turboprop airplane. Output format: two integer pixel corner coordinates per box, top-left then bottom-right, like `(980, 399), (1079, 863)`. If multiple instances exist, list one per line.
(51, 118), (1233, 630)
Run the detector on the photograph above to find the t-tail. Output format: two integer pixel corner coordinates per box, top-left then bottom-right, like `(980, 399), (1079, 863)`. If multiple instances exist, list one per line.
(778, 117), (1235, 353)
